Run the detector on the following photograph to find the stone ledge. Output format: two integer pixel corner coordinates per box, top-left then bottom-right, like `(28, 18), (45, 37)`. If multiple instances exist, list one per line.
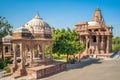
(27, 62), (66, 79)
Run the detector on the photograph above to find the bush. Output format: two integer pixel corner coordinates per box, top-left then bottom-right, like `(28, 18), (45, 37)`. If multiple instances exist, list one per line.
(4, 58), (12, 64)
(0, 62), (7, 69)
(3, 66), (10, 73)
(0, 58), (12, 72)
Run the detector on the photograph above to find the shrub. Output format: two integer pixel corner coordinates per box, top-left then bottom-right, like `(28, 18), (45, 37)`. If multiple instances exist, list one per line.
(3, 66), (10, 73)
(0, 58), (12, 71)
(4, 58), (12, 64)
(0, 62), (7, 69)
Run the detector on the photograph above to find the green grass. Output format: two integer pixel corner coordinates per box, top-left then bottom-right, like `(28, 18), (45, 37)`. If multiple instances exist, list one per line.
(112, 44), (120, 51)
(53, 54), (67, 62)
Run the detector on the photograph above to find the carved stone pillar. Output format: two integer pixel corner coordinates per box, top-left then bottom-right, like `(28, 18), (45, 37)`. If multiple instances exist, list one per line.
(11, 43), (17, 73)
(32, 47), (35, 59)
(89, 36), (92, 48)
(17, 42), (26, 75)
(24, 47), (27, 64)
(30, 43), (33, 66)
(20, 43), (24, 69)
(96, 36), (99, 54)
(106, 36), (110, 53)
(101, 36), (105, 53)
(85, 36), (89, 54)
(37, 44), (40, 58)
(13, 44), (17, 67)
(9, 45), (12, 55)
(3, 45), (5, 60)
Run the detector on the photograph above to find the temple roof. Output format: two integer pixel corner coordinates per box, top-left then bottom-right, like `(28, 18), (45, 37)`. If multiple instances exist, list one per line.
(2, 33), (12, 42)
(92, 8), (104, 22)
(14, 12), (52, 34)
(14, 26), (30, 33)
(24, 12), (51, 34)
(34, 11), (42, 19)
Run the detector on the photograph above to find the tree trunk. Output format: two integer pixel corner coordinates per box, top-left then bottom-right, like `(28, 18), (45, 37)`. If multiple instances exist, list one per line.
(66, 53), (69, 62)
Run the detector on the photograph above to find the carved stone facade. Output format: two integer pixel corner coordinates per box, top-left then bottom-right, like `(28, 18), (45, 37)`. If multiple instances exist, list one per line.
(75, 8), (113, 58)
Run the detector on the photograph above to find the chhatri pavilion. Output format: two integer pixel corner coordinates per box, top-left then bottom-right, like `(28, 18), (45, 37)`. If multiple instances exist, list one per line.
(75, 8), (113, 58)
(1, 12), (66, 79)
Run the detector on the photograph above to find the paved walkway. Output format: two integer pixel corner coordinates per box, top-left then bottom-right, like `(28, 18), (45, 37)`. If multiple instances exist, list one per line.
(42, 59), (120, 80)
(0, 58), (120, 80)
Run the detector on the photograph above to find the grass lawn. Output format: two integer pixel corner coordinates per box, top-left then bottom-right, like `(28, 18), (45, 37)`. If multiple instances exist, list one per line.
(53, 54), (67, 62)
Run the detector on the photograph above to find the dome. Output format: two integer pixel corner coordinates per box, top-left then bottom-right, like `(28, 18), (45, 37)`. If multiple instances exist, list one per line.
(24, 12), (51, 34)
(88, 21), (100, 26)
(2, 34), (12, 42)
(14, 26), (30, 33)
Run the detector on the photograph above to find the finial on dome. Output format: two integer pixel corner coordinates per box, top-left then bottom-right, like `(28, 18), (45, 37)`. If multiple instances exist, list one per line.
(35, 11), (42, 19)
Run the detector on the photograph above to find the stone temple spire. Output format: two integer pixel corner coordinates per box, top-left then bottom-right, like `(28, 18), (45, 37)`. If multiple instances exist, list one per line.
(92, 8), (104, 22)
(35, 11), (42, 19)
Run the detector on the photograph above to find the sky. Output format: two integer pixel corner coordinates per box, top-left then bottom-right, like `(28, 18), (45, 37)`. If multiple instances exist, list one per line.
(0, 0), (120, 36)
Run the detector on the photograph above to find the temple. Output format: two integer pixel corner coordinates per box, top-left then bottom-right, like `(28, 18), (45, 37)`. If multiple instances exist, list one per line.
(75, 8), (113, 58)
(0, 12), (66, 79)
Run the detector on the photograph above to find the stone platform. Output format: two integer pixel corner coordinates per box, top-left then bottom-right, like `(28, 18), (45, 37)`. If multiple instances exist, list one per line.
(26, 61), (66, 79)
(9, 59), (66, 79)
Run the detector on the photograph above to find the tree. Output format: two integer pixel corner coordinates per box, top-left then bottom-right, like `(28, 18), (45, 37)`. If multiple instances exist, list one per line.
(112, 36), (120, 51)
(112, 44), (120, 51)
(0, 16), (13, 60)
(52, 28), (84, 62)
(45, 45), (50, 58)
(0, 16), (13, 38)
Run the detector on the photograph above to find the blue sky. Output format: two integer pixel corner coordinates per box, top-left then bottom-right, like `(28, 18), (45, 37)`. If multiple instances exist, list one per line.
(0, 0), (120, 36)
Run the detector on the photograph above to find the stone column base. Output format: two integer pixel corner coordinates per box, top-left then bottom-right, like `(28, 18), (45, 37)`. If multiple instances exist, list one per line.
(9, 65), (17, 74)
(100, 50), (105, 54)
(16, 68), (26, 76)
(10, 67), (17, 73)
(95, 49), (99, 54)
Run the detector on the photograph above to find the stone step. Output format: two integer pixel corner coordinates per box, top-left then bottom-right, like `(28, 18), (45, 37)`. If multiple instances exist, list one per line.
(12, 68), (27, 79)
(0, 72), (12, 78)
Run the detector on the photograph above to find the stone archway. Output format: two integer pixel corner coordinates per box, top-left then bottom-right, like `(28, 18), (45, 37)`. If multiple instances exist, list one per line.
(32, 44), (43, 60)
(38, 44), (43, 59)
(24, 44), (30, 61)
(5, 46), (9, 53)
(33, 44), (39, 58)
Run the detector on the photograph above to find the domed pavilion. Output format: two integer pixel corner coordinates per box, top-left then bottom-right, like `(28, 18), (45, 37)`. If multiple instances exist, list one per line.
(1, 12), (66, 79)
